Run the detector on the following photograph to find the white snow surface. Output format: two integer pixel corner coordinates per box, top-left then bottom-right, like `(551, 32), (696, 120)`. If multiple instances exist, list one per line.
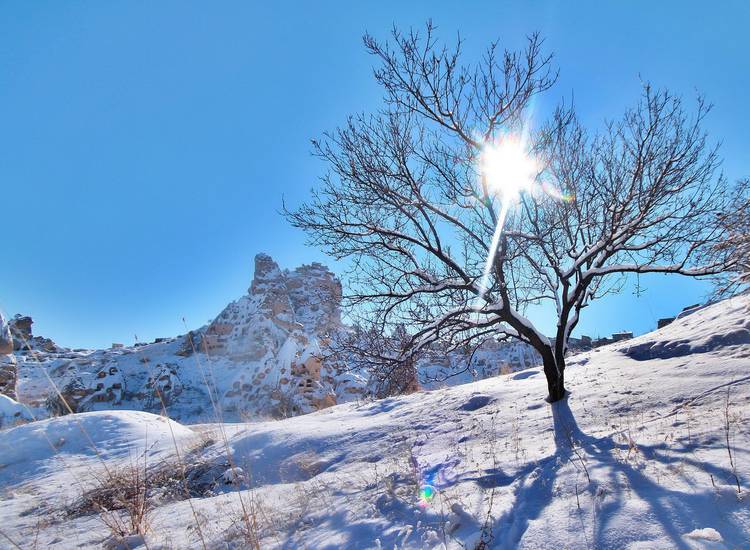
(1, 294), (749, 548)
(0, 393), (34, 428)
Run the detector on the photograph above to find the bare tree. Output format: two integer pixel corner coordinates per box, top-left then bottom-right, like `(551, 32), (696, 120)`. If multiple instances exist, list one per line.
(286, 23), (731, 402)
(340, 323), (420, 398)
(712, 178), (750, 296)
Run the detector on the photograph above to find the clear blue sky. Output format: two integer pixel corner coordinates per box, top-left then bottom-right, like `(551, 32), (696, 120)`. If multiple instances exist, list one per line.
(1, 1), (748, 349)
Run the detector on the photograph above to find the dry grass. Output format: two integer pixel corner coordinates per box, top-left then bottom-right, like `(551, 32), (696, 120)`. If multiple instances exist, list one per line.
(723, 387), (743, 494)
(93, 459), (151, 543)
(223, 495), (266, 550)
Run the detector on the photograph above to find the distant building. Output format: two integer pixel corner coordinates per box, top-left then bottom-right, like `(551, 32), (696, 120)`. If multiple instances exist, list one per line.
(677, 303), (703, 319)
(591, 330), (633, 348)
(657, 317), (675, 329)
(566, 335), (593, 351)
(592, 336), (613, 348)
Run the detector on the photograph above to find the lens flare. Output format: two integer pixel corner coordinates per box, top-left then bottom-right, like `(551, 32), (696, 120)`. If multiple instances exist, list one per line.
(476, 134), (538, 302)
(540, 181), (575, 203)
(481, 135), (538, 201)
(474, 132), (575, 307)
(410, 453), (460, 508)
(418, 484), (436, 507)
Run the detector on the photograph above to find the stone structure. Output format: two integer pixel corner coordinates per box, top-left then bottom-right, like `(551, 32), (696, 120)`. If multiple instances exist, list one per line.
(658, 317), (676, 329)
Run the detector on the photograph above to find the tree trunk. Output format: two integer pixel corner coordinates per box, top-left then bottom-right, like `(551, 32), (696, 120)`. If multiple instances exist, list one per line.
(542, 352), (566, 403)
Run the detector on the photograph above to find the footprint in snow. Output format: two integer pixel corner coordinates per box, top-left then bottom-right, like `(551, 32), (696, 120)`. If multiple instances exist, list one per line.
(460, 395), (494, 411)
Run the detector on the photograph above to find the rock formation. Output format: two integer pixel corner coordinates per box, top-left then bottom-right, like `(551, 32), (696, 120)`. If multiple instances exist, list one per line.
(0, 313), (17, 399)
(200, 253), (360, 417)
(0, 313), (12, 355)
(5, 252), (546, 423)
(7, 254), (368, 421)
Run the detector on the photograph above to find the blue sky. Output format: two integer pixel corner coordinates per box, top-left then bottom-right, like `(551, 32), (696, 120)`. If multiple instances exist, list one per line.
(1, 1), (748, 349)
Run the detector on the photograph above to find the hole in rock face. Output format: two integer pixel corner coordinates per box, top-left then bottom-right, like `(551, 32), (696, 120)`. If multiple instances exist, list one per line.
(460, 395), (494, 412)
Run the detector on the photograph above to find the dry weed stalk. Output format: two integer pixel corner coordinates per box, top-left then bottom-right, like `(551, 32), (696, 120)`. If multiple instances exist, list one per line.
(152, 384), (208, 549)
(723, 387), (743, 494)
(91, 454), (151, 545)
(183, 320), (263, 547)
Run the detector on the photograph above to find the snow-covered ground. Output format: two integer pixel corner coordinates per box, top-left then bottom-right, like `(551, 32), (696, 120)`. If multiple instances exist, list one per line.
(1, 295), (748, 549)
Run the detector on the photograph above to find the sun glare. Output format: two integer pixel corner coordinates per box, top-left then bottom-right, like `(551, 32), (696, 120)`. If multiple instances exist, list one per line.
(481, 136), (538, 201)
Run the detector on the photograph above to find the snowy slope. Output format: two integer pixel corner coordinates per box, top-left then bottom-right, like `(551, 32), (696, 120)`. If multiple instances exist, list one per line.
(1, 294), (748, 549)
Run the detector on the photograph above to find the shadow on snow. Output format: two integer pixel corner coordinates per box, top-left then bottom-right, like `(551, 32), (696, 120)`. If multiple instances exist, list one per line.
(487, 395), (747, 549)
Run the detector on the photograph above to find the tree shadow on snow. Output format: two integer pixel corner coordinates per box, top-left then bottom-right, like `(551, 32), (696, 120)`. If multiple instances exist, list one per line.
(487, 395), (747, 549)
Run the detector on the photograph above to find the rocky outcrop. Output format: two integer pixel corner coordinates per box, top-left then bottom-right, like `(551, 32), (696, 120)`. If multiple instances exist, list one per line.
(4, 253), (365, 422)
(9, 315), (60, 353)
(0, 313), (12, 355)
(46, 378), (90, 415)
(201, 253), (362, 417)
(42, 360), (126, 415)
(9, 315), (32, 348)
(0, 314), (18, 399)
(142, 363), (183, 407)
(286, 262), (342, 335)
(0, 360), (18, 401)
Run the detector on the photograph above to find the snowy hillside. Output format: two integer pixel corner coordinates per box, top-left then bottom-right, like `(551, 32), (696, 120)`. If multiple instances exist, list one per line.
(2, 254), (545, 426)
(1, 293), (748, 549)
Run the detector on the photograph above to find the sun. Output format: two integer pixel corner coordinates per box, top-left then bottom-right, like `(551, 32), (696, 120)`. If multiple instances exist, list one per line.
(480, 136), (538, 201)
